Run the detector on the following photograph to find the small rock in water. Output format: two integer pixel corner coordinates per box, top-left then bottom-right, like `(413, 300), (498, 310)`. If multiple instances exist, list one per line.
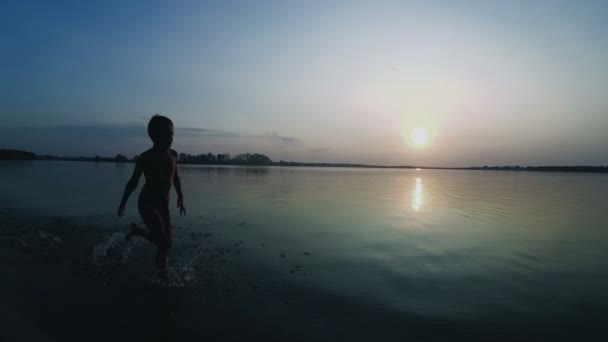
(304, 252), (310, 256)
(289, 264), (304, 274)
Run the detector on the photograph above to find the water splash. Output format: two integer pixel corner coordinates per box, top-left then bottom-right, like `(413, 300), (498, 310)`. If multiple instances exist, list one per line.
(144, 244), (210, 288)
(165, 245), (208, 288)
(121, 245), (134, 264)
(92, 232), (132, 265)
(146, 266), (198, 288)
(39, 230), (62, 244)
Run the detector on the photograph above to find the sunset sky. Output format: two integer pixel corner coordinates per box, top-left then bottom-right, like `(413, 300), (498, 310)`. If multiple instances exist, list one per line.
(1, 0), (607, 166)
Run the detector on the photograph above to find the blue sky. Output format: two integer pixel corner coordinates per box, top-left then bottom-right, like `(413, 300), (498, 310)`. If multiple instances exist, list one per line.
(1, 0), (607, 166)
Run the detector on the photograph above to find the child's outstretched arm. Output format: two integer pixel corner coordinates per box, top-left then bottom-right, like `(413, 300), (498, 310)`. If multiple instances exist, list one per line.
(117, 160), (143, 217)
(173, 155), (186, 216)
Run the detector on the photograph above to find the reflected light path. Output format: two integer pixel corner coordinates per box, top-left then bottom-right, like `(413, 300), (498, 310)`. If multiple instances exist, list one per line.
(412, 177), (423, 212)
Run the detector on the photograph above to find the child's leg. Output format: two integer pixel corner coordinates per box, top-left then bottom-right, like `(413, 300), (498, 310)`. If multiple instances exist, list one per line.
(126, 223), (153, 242)
(155, 207), (172, 269)
(139, 205), (171, 270)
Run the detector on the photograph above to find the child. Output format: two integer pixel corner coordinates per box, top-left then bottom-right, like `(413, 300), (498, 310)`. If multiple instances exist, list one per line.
(117, 115), (186, 275)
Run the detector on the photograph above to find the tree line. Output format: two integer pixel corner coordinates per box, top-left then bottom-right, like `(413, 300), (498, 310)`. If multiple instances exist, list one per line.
(1, 148), (606, 173)
(0, 149), (273, 166)
(175, 153), (272, 165)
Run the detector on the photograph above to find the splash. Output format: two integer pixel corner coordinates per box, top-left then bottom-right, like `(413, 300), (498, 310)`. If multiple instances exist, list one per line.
(164, 246), (208, 288)
(146, 266), (198, 288)
(39, 230), (62, 244)
(145, 244), (210, 288)
(92, 232), (132, 265)
(16, 230), (63, 251)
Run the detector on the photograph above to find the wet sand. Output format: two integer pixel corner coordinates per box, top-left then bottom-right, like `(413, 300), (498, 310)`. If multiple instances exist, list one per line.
(2, 206), (606, 341)
(0, 209), (286, 341)
(1, 209), (409, 342)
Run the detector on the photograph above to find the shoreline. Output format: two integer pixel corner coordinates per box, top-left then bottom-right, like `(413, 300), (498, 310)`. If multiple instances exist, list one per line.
(1, 149), (606, 173)
(2, 158), (607, 174)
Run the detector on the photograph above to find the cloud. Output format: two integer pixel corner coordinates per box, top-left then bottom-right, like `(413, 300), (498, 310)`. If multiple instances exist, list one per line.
(252, 132), (298, 145)
(0, 124), (300, 157)
(176, 127), (298, 144)
(176, 127), (240, 138)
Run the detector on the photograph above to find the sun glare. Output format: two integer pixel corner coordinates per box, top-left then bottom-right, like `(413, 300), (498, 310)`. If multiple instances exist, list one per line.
(410, 128), (429, 146)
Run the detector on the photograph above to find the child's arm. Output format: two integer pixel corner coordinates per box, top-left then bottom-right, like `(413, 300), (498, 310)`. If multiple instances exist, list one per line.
(173, 152), (186, 216)
(117, 160), (143, 217)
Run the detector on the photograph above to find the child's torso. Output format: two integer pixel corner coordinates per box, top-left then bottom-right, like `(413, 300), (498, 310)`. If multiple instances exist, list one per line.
(138, 148), (176, 205)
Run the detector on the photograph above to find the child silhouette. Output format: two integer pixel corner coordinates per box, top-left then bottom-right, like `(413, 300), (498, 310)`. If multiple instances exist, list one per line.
(117, 115), (186, 276)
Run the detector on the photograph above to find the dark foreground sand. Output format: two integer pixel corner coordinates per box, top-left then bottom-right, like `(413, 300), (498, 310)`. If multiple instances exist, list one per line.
(2, 207), (606, 342)
(0, 208), (306, 341)
(1, 208), (413, 342)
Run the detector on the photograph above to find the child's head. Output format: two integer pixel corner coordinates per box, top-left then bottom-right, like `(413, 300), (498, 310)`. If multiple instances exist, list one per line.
(148, 114), (174, 148)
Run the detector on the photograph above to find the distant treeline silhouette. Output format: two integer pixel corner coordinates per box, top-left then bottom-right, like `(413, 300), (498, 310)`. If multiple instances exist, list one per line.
(176, 153), (272, 165)
(0, 149), (35, 160)
(0, 149), (272, 166)
(466, 165), (607, 173)
(1, 148), (606, 173)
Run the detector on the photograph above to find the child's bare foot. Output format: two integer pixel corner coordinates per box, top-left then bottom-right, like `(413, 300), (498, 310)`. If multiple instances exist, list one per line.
(150, 269), (169, 285)
(125, 223), (144, 241)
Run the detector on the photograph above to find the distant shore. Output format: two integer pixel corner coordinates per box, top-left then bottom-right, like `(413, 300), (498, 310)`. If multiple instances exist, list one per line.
(1, 148), (606, 173)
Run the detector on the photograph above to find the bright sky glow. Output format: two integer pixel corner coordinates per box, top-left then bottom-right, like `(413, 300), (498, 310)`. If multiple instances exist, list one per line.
(411, 128), (429, 146)
(1, 1), (607, 166)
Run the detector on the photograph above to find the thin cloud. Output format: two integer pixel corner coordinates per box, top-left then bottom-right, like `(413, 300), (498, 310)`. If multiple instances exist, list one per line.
(0, 124), (300, 156)
(251, 132), (298, 145)
(176, 127), (298, 144)
(176, 127), (240, 138)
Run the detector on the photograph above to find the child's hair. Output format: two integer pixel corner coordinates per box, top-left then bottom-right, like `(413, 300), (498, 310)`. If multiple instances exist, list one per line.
(147, 114), (173, 143)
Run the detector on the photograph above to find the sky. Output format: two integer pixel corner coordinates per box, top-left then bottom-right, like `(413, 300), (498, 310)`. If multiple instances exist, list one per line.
(1, 0), (607, 166)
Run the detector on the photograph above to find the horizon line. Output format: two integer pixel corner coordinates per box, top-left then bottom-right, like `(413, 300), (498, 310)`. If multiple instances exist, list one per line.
(1, 148), (606, 171)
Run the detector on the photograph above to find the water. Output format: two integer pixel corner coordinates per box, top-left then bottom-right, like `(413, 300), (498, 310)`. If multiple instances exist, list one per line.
(1, 160), (607, 341)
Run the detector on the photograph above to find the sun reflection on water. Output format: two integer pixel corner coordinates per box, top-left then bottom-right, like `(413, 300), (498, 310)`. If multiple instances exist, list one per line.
(412, 177), (423, 212)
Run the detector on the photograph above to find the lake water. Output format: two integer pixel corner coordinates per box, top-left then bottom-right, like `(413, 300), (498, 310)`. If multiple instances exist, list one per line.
(1, 160), (607, 341)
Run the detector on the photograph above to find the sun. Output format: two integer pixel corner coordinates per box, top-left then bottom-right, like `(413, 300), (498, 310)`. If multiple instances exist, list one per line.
(410, 128), (429, 146)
